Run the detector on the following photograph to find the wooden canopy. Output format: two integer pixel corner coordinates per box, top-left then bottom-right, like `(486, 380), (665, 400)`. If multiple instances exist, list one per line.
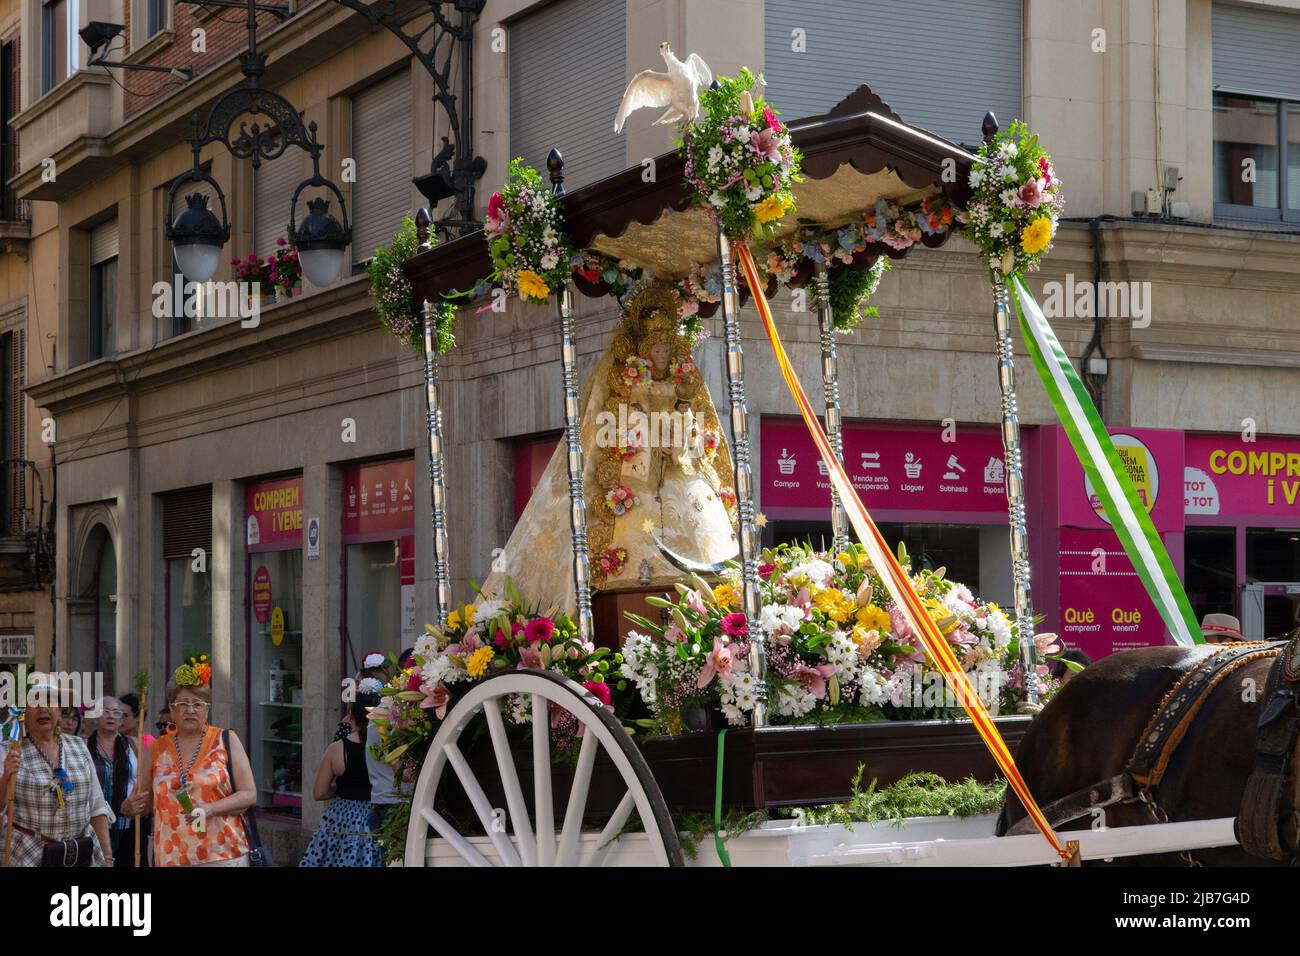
(402, 85), (979, 306)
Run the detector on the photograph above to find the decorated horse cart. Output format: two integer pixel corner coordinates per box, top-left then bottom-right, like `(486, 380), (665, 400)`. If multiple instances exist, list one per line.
(367, 59), (1298, 868)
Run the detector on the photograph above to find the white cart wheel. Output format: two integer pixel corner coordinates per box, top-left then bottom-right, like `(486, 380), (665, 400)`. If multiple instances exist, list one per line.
(402, 669), (683, 867)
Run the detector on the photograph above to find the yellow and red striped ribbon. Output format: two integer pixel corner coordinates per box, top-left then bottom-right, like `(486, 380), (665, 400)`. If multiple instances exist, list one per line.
(735, 242), (1070, 862)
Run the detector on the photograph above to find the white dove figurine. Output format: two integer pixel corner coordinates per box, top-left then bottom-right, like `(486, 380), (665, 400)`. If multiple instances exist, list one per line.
(614, 42), (713, 133)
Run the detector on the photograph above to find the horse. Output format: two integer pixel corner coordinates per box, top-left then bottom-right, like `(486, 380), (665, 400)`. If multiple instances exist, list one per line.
(996, 638), (1297, 865)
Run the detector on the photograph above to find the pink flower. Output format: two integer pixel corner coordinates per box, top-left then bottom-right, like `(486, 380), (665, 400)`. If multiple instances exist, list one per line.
(721, 612), (747, 638)
(791, 588), (812, 611)
(1017, 177), (1044, 209)
(685, 589), (708, 618)
(1034, 631), (1062, 656)
(492, 628), (509, 649)
(696, 638), (734, 688)
(486, 191), (509, 236)
(762, 106), (781, 131)
(664, 623), (688, 644)
(406, 668), (422, 691)
(419, 680), (450, 719)
(518, 646), (543, 669)
(1038, 155), (1052, 185)
(750, 128), (781, 163)
(791, 662), (836, 699)
(758, 562), (776, 581)
(583, 680), (611, 707)
(275, 236), (287, 247)
(524, 617), (555, 644)
(889, 604), (915, 642)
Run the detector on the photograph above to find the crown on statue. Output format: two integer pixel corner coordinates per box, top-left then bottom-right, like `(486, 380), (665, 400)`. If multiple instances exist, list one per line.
(626, 283), (683, 347)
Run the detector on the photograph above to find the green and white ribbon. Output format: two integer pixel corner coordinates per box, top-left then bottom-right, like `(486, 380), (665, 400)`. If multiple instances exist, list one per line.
(1010, 274), (1202, 647)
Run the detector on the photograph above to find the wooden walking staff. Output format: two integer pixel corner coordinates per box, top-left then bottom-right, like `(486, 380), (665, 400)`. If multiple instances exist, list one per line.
(415, 208), (453, 627)
(717, 233), (767, 726)
(984, 112), (1040, 703)
(548, 149), (594, 644)
(3, 708), (23, 867)
(132, 669), (150, 867)
(813, 262), (851, 554)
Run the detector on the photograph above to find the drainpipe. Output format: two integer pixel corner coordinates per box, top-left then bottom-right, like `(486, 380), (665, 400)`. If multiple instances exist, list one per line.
(1081, 217), (1109, 417)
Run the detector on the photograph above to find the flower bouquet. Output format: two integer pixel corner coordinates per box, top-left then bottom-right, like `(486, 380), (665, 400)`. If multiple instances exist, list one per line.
(962, 120), (1064, 275)
(369, 579), (618, 784)
(681, 68), (801, 241)
(485, 158), (574, 303)
(230, 251), (277, 298)
(268, 237), (301, 296)
(366, 216), (457, 355)
(620, 543), (1057, 734)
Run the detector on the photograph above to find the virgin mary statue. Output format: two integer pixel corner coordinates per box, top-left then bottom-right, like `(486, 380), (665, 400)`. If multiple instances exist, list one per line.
(484, 283), (738, 611)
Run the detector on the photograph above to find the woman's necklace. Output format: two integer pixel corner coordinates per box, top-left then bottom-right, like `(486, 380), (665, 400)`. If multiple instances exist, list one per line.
(174, 730), (205, 789)
(32, 736), (71, 812)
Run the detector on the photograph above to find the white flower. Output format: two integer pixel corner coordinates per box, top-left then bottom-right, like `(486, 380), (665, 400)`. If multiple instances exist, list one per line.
(942, 585), (975, 615)
(540, 252), (559, 270)
(825, 631), (859, 682)
(998, 141), (1017, 160)
(857, 668), (889, 707)
(358, 677), (383, 694)
(745, 185), (763, 202)
(786, 558), (834, 587)
(989, 222), (1005, 237)
(709, 192), (726, 209)
(734, 126), (752, 144)
(759, 603), (806, 635)
(362, 653), (386, 669)
(414, 634), (439, 662)
(474, 599), (505, 622)
(969, 167), (985, 188)
(999, 188), (1018, 207)
(707, 145), (724, 169)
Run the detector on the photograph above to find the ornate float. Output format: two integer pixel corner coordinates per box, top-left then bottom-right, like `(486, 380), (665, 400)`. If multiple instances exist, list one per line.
(378, 64), (1234, 867)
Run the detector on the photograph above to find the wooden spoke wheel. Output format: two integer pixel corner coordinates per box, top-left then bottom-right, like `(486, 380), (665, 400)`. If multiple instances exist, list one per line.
(403, 669), (684, 867)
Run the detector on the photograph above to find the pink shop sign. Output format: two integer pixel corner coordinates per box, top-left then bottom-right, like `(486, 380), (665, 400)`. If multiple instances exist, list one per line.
(1057, 527), (1170, 659)
(1184, 434), (1300, 519)
(760, 418), (1009, 513)
(1055, 426), (1184, 534)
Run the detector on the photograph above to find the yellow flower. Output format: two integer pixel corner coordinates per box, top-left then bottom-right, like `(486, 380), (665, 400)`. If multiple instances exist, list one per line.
(856, 604), (890, 633)
(466, 646), (495, 679)
(447, 609), (461, 629)
(1020, 217), (1053, 255)
(850, 626), (883, 657)
(754, 194), (790, 223)
(713, 583), (738, 609)
(516, 269), (550, 301)
(924, 598), (961, 635)
(464, 604), (477, 625)
(814, 588), (855, 624)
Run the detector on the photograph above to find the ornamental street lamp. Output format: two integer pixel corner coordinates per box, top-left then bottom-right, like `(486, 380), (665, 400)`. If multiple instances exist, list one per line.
(158, 0), (351, 284)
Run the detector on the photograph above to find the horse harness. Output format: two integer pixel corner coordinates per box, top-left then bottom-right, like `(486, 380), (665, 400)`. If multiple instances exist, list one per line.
(1006, 634), (1300, 863)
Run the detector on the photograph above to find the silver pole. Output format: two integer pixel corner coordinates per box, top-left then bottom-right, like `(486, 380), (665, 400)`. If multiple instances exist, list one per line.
(557, 283), (594, 644)
(813, 265), (850, 554)
(421, 300), (452, 627)
(991, 271), (1038, 702)
(717, 233), (767, 726)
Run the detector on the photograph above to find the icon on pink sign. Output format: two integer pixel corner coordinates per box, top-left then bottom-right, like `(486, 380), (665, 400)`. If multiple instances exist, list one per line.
(903, 453), (922, 479)
(817, 459), (828, 476)
(942, 455), (966, 480)
(348, 485), (356, 508)
(983, 457), (1005, 485)
(860, 451), (880, 470)
(777, 448), (796, 475)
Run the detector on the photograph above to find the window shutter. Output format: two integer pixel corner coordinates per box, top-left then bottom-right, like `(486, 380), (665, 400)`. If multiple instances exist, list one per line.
(1212, 3), (1300, 102)
(763, 0), (1022, 144)
(509, 0), (626, 191)
(10, 328), (23, 532)
(90, 218), (119, 264)
(351, 69), (414, 265)
(163, 487), (213, 560)
(253, 148), (303, 261)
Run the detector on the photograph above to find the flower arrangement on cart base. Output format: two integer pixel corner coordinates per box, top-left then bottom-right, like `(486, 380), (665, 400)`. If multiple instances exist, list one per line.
(368, 578), (620, 787)
(620, 542), (1061, 734)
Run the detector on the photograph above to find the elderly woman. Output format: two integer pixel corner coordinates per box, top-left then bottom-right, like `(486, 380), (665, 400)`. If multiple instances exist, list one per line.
(121, 658), (257, 866)
(1, 690), (115, 867)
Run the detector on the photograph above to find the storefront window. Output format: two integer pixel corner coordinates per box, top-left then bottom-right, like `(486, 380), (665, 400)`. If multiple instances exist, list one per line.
(1246, 528), (1300, 636)
(246, 476), (305, 821)
(342, 460), (416, 674)
(167, 559), (212, 663)
(1185, 526), (1236, 620)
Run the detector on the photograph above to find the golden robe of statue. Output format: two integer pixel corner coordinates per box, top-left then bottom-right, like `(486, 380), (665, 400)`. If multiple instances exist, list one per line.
(484, 284), (738, 612)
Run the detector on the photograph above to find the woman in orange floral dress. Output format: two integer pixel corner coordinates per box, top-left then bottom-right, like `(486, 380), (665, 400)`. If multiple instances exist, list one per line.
(121, 659), (256, 866)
